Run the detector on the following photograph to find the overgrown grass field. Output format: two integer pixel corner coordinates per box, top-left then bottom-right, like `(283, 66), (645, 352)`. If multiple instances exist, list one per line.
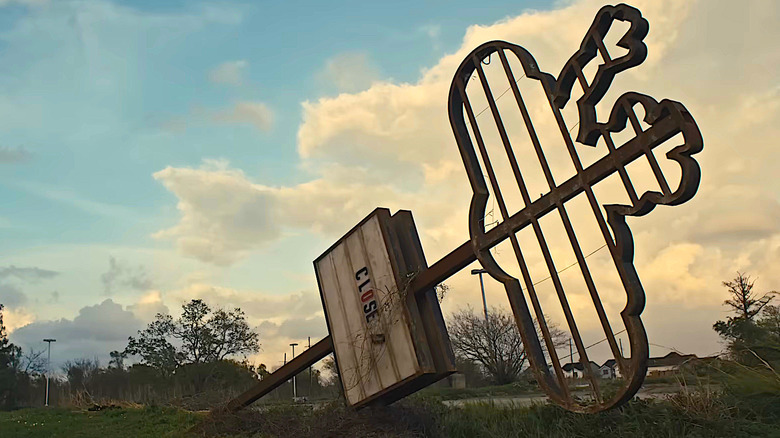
(3, 366), (779, 437)
(0, 406), (201, 438)
(3, 392), (779, 437)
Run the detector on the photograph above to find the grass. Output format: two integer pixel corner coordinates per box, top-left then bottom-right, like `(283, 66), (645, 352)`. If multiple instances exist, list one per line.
(4, 365), (780, 437)
(3, 392), (779, 438)
(190, 385), (780, 438)
(0, 405), (202, 438)
(416, 382), (541, 401)
(438, 393), (780, 438)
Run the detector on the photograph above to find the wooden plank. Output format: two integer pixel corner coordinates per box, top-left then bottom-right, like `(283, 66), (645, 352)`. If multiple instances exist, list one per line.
(361, 215), (420, 382)
(304, 209), (461, 409)
(344, 224), (392, 391)
(344, 221), (397, 388)
(383, 211), (438, 373)
(390, 211), (457, 376)
(330, 237), (384, 403)
(316, 251), (367, 404)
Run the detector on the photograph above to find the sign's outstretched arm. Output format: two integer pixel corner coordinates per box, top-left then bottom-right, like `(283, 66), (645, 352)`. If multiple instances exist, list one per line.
(227, 336), (334, 411)
(227, 4), (704, 414)
(226, 239), (475, 411)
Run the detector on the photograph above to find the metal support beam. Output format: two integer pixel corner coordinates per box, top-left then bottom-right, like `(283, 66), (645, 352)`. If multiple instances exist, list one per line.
(226, 336), (333, 411)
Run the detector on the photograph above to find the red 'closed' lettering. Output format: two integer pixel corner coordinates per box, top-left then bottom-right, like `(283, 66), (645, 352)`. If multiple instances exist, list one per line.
(360, 290), (374, 302)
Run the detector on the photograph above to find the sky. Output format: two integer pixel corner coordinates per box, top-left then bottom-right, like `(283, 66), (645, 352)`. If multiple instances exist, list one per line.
(1, 0), (779, 375)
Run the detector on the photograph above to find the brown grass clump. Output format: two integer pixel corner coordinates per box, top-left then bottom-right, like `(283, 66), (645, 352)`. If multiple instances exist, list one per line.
(189, 401), (441, 438)
(665, 386), (731, 422)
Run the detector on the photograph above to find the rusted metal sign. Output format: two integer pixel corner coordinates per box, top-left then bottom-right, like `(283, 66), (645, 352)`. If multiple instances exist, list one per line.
(228, 3), (702, 413)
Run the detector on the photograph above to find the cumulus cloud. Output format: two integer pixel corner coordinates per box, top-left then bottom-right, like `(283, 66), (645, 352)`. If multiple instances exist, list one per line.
(152, 159), (281, 265)
(100, 256), (154, 296)
(0, 283), (27, 307)
(0, 265), (58, 282)
(2, 307), (34, 333)
(212, 101), (274, 131)
(153, 0), (780, 358)
(127, 290), (169, 321)
(209, 60), (248, 86)
(316, 52), (382, 93)
(258, 316), (328, 344)
(158, 100), (274, 134)
(0, 264), (58, 332)
(7, 284), (318, 370)
(0, 283), (27, 308)
(165, 282), (326, 366)
(9, 299), (144, 367)
(0, 145), (31, 163)
(167, 282), (323, 321)
(421, 24), (441, 40)
(152, 157), (438, 264)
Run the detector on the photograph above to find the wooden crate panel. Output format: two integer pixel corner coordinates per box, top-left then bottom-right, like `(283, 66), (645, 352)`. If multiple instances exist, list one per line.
(315, 213), (421, 406)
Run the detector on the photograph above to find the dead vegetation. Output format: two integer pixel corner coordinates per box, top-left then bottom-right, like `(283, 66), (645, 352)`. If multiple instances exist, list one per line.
(189, 400), (441, 438)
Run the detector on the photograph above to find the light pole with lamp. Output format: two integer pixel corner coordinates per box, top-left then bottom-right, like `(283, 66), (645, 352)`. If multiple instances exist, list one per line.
(470, 269), (489, 322)
(43, 338), (56, 407)
(289, 343), (298, 399)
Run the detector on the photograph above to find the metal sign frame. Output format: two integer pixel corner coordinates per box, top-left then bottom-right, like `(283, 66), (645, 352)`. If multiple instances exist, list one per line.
(228, 3), (703, 413)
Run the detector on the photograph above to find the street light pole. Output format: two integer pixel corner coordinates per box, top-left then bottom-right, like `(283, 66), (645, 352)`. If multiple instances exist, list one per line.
(290, 343), (298, 399)
(470, 269), (489, 321)
(43, 338), (56, 407)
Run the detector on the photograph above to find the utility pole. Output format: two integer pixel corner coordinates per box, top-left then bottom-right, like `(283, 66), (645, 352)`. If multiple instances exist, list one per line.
(290, 343), (298, 399)
(307, 337), (312, 398)
(43, 338), (56, 407)
(470, 269), (489, 321)
(569, 338), (574, 379)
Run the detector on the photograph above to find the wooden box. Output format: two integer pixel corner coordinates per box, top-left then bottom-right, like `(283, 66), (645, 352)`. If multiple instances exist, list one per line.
(314, 208), (456, 407)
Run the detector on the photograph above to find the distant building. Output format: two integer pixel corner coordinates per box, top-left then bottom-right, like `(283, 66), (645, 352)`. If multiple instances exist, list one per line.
(646, 352), (711, 377)
(595, 352), (718, 379)
(559, 352), (715, 380)
(599, 360), (617, 379)
(561, 361), (600, 379)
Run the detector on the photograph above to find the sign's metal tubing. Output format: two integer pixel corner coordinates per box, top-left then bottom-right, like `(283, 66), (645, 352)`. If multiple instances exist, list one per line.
(226, 3), (703, 414)
(227, 336), (334, 411)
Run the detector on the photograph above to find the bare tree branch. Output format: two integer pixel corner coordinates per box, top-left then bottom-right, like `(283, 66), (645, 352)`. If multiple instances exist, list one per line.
(448, 306), (566, 384)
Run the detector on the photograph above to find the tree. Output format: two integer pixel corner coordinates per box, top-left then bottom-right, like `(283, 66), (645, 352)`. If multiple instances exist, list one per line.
(0, 304), (21, 409)
(758, 305), (780, 339)
(62, 358), (100, 393)
(0, 305), (15, 365)
(108, 350), (127, 370)
(720, 272), (775, 320)
(447, 306), (567, 385)
(713, 273), (779, 365)
(0, 305), (16, 365)
(454, 356), (489, 387)
(15, 348), (47, 375)
(124, 299), (260, 374)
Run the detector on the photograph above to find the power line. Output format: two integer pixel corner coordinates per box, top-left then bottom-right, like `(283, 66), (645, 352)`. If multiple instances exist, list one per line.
(466, 73), (527, 125)
(649, 342), (683, 354)
(521, 243), (608, 292)
(557, 329), (626, 362)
